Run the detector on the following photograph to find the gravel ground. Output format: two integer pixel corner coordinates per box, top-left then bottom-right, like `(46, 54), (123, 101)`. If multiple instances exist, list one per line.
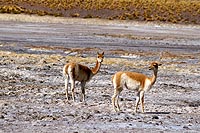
(0, 14), (200, 133)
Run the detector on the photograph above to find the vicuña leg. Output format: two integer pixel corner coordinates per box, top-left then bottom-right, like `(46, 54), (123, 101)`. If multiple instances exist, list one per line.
(140, 91), (145, 113)
(70, 79), (75, 102)
(116, 93), (121, 111)
(112, 88), (121, 112)
(81, 81), (86, 102)
(65, 75), (69, 101)
(135, 92), (140, 113)
(112, 89), (117, 111)
(135, 91), (145, 113)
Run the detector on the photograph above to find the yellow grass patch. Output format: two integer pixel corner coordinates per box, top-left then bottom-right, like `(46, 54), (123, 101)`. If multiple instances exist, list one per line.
(0, 0), (199, 24)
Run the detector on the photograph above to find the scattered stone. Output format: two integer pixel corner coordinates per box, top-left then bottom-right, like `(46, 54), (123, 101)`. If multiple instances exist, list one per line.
(183, 125), (190, 129)
(0, 115), (5, 119)
(152, 115), (159, 119)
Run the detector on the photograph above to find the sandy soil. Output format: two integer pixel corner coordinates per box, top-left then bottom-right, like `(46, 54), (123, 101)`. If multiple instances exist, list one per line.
(0, 14), (200, 132)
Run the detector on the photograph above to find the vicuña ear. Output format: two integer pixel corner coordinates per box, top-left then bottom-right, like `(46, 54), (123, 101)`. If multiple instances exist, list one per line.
(158, 63), (162, 66)
(102, 52), (104, 55)
(97, 52), (100, 55)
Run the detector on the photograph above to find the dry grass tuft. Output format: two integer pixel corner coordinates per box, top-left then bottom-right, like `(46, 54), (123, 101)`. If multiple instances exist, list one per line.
(1, 50), (199, 75)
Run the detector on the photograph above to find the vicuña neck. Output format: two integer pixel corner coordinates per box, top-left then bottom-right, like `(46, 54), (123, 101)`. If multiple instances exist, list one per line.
(91, 60), (101, 75)
(150, 69), (158, 86)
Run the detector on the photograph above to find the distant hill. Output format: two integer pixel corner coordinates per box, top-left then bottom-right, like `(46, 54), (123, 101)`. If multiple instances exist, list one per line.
(0, 0), (200, 24)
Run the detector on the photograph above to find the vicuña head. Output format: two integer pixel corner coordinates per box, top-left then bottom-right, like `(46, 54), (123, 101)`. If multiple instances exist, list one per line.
(111, 61), (162, 113)
(63, 52), (104, 102)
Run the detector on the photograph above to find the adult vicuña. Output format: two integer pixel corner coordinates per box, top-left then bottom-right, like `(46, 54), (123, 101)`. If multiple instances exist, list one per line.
(111, 62), (162, 113)
(63, 52), (104, 102)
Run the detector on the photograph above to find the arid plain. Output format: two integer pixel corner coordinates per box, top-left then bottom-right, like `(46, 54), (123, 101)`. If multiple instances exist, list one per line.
(0, 14), (200, 132)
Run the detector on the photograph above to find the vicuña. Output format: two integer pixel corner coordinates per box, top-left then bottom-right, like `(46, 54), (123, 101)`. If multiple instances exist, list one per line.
(111, 62), (162, 113)
(63, 52), (104, 102)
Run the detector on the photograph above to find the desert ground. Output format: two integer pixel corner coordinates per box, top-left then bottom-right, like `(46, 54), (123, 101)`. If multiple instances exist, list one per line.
(0, 14), (200, 132)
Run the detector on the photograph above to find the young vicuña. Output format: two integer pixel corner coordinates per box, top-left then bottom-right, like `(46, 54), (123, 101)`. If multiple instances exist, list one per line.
(111, 62), (162, 113)
(63, 52), (104, 102)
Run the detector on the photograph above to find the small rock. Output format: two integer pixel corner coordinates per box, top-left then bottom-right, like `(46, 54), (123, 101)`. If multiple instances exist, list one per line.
(152, 115), (159, 119)
(0, 115), (5, 119)
(94, 110), (100, 113)
(129, 123), (132, 126)
(183, 125), (190, 129)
